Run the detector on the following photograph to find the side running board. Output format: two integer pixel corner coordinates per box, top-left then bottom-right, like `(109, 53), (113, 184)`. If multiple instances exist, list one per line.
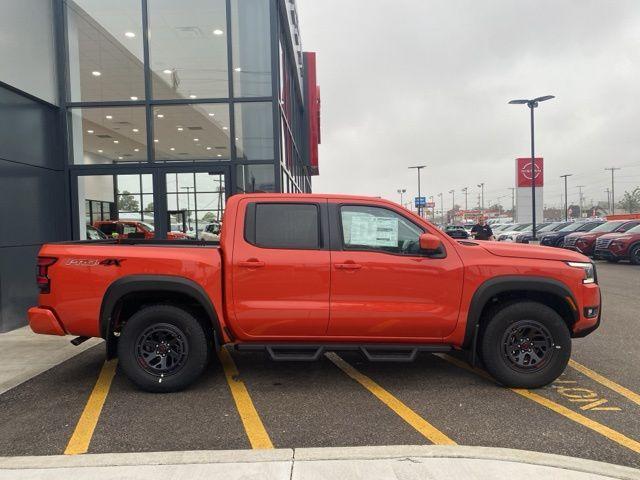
(235, 343), (451, 362)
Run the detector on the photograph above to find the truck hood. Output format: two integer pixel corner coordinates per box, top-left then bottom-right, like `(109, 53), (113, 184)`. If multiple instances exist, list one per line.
(479, 241), (589, 262)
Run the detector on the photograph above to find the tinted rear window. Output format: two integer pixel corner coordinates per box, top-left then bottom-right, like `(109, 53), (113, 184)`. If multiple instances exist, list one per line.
(252, 203), (320, 249)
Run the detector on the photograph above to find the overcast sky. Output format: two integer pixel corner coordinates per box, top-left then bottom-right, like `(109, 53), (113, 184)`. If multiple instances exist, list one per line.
(297, 0), (640, 211)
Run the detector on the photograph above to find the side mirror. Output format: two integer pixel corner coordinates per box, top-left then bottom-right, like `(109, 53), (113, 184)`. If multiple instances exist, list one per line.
(419, 233), (443, 251)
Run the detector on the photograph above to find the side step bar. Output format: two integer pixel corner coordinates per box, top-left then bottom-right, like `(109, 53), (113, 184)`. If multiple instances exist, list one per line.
(234, 343), (451, 362)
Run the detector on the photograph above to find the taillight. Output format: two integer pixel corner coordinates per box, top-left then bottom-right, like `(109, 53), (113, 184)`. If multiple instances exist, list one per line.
(36, 256), (57, 293)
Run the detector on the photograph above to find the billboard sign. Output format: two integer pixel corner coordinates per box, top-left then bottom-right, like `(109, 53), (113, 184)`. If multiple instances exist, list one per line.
(516, 157), (544, 187)
(414, 197), (426, 207)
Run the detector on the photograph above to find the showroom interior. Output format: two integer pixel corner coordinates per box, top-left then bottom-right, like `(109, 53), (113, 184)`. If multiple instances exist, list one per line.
(0, 0), (320, 331)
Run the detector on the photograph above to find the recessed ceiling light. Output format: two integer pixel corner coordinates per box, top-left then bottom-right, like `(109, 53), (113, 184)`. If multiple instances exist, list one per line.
(118, 156), (123, 160)
(163, 69), (172, 74)
(113, 140), (119, 144)
(87, 129), (94, 134)
(235, 137), (239, 141)
(177, 127), (183, 131)
(206, 146), (212, 150)
(92, 71), (101, 76)
(208, 113), (215, 117)
(193, 138), (199, 141)
(170, 147), (175, 151)
(157, 114), (164, 118)
(105, 115), (113, 119)
(213, 29), (224, 35)
(189, 94), (197, 99)
(124, 31), (136, 38)
(130, 96), (138, 100)
(234, 67), (242, 72)
(134, 148), (139, 152)
(217, 154), (222, 157)
(154, 139), (158, 143)
(132, 128), (139, 132)
(98, 149), (103, 153)
(222, 126), (228, 130)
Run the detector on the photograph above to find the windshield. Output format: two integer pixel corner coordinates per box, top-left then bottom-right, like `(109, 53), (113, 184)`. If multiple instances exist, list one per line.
(591, 221), (625, 233)
(537, 223), (559, 233)
(138, 222), (155, 232)
(513, 223), (532, 231)
(577, 222), (601, 232)
(559, 222), (585, 232)
(625, 224), (640, 234)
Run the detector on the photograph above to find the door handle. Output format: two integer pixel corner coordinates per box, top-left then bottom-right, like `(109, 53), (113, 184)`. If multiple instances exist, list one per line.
(335, 262), (362, 270)
(239, 259), (265, 268)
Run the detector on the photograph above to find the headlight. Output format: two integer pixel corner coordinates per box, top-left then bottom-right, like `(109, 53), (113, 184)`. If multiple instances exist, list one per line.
(567, 261), (596, 284)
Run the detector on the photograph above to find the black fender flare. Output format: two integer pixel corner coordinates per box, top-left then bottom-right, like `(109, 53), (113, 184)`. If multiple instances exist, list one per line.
(100, 275), (222, 357)
(462, 275), (578, 350)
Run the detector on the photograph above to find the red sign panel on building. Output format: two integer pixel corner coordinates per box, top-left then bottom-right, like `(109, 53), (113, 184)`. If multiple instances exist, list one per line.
(516, 157), (544, 187)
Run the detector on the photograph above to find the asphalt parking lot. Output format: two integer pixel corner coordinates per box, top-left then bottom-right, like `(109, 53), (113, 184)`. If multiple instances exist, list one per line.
(0, 262), (638, 468)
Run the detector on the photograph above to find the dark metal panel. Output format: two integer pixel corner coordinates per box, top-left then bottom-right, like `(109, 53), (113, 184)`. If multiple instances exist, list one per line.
(0, 245), (41, 332)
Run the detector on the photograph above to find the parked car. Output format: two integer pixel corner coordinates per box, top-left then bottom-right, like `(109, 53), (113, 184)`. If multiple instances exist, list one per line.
(497, 223), (532, 241)
(85, 225), (108, 240)
(29, 193), (601, 392)
(595, 223), (640, 264)
(539, 221), (603, 248)
(563, 220), (640, 257)
(443, 225), (469, 239)
(199, 222), (222, 241)
(515, 222), (572, 244)
(94, 220), (188, 240)
(502, 223), (550, 242)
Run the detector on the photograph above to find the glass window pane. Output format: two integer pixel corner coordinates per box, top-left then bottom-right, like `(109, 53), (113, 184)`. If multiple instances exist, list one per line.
(231, 0), (271, 97)
(254, 204), (319, 249)
(236, 164), (275, 193)
(153, 104), (231, 161)
(235, 102), (273, 161)
(117, 174), (141, 194)
(70, 107), (147, 164)
(142, 194), (154, 212)
(148, 0), (228, 99)
(195, 172), (225, 192)
(340, 206), (423, 255)
(66, 0), (145, 102)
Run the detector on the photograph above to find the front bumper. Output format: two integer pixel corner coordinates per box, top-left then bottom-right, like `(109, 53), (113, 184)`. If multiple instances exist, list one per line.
(594, 249), (624, 260)
(28, 307), (66, 336)
(572, 284), (602, 338)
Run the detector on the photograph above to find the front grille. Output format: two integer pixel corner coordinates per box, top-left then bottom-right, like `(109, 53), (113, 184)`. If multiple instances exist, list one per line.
(596, 238), (612, 249)
(564, 236), (578, 247)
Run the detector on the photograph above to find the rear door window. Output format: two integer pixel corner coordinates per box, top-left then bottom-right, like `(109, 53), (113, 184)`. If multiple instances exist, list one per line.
(248, 203), (320, 249)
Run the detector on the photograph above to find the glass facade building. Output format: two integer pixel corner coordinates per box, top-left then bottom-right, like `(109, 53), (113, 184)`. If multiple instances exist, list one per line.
(0, 0), (319, 331)
(63, 0), (320, 239)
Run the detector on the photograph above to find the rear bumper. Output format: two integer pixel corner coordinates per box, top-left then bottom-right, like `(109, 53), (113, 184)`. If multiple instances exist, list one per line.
(28, 307), (66, 336)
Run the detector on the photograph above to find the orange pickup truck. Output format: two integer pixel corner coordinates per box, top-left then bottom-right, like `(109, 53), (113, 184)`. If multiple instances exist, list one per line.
(28, 194), (601, 392)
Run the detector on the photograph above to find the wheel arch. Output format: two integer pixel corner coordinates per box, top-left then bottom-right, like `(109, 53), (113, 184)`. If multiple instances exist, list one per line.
(463, 276), (579, 351)
(100, 275), (222, 358)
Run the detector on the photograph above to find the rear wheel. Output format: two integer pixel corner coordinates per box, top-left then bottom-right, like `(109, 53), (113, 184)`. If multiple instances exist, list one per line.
(118, 304), (210, 392)
(480, 301), (571, 388)
(629, 245), (640, 265)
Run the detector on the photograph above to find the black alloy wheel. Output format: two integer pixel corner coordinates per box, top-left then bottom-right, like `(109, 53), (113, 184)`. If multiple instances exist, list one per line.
(501, 320), (553, 372)
(135, 323), (189, 376)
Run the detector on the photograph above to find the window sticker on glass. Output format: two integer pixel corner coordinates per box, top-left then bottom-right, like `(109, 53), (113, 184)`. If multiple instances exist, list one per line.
(348, 214), (398, 247)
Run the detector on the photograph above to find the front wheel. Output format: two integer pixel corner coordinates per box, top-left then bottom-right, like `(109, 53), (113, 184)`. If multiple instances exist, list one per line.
(480, 301), (571, 388)
(629, 245), (640, 265)
(118, 305), (210, 392)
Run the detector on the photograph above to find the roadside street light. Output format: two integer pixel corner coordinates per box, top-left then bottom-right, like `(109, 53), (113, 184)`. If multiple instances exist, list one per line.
(437, 192), (443, 224)
(408, 165), (426, 217)
(560, 174), (572, 221)
(397, 188), (406, 206)
(449, 189), (455, 223)
(477, 183), (485, 214)
(509, 95), (555, 239)
(461, 187), (468, 211)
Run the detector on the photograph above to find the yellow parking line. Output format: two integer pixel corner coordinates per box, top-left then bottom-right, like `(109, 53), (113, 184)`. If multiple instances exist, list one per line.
(437, 354), (640, 454)
(568, 359), (640, 407)
(218, 347), (273, 449)
(64, 360), (117, 455)
(326, 352), (456, 445)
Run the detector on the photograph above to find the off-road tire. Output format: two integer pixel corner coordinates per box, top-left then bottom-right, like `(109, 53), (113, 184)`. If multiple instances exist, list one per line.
(118, 304), (210, 392)
(480, 301), (571, 388)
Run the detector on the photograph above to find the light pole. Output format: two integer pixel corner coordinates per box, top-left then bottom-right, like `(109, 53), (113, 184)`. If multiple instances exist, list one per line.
(605, 167), (620, 215)
(508, 188), (515, 220)
(461, 187), (468, 211)
(560, 174), (572, 221)
(397, 188), (406, 206)
(408, 165), (426, 217)
(437, 192), (443, 224)
(577, 185), (585, 218)
(509, 95), (554, 240)
(477, 183), (485, 214)
(449, 189), (455, 222)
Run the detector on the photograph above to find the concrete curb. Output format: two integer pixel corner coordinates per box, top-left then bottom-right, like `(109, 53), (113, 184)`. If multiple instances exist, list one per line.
(0, 445), (638, 479)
